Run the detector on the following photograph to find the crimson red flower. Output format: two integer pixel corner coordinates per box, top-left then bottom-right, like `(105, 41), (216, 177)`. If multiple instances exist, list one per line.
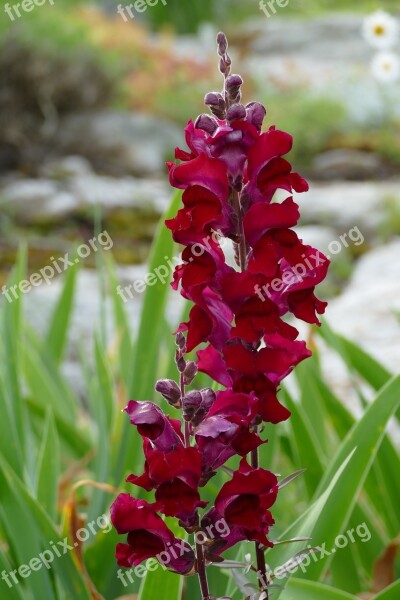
(111, 494), (195, 574)
(233, 374), (291, 424)
(243, 196), (300, 247)
(168, 153), (230, 216)
(178, 286), (233, 352)
(214, 459), (278, 547)
(127, 444), (208, 524)
(166, 185), (233, 245)
(172, 243), (233, 301)
(243, 127), (309, 205)
(195, 390), (263, 478)
(231, 295), (298, 343)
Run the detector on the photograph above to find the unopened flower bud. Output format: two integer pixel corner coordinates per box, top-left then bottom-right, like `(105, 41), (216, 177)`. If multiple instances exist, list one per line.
(183, 388), (216, 426)
(155, 379), (181, 406)
(219, 57), (228, 76)
(205, 91), (226, 120)
(175, 331), (186, 351)
(183, 361), (198, 385)
(226, 74), (243, 101)
(195, 114), (218, 135)
(205, 92), (225, 110)
(175, 350), (186, 372)
(246, 101), (266, 132)
(226, 103), (246, 123)
(216, 32), (228, 56)
(182, 390), (201, 421)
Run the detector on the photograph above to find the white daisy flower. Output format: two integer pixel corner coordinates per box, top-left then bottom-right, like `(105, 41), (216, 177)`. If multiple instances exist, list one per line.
(371, 51), (400, 83)
(363, 10), (399, 49)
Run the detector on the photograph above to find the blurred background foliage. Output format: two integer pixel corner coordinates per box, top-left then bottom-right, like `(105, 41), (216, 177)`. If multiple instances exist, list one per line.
(1, 0), (400, 172)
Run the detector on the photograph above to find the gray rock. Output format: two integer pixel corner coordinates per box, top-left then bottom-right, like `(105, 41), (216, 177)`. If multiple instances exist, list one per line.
(319, 239), (400, 416)
(294, 226), (338, 254)
(0, 171), (171, 224)
(243, 15), (369, 61)
(312, 149), (386, 181)
(57, 111), (182, 176)
(296, 180), (400, 237)
(40, 156), (93, 179)
(69, 174), (170, 214)
(0, 179), (77, 223)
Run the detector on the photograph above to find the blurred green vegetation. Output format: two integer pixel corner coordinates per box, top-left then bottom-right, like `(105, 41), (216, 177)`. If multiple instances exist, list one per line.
(2, 0), (399, 38)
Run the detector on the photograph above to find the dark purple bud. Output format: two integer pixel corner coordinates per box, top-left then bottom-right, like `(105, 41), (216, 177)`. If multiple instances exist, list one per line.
(226, 74), (243, 101)
(195, 114), (218, 135)
(205, 92), (226, 120)
(246, 101), (266, 132)
(175, 350), (186, 373)
(183, 391), (201, 421)
(219, 57), (228, 76)
(216, 32), (228, 56)
(183, 388), (216, 426)
(205, 92), (223, 107)
(205, 92), (226, 113)
(219, 56), (232, 78)
(226, 103), (246, 123)
(155, 379), (181, 406)
(183, 361), (198, 385)
(175, 331), (186, 351)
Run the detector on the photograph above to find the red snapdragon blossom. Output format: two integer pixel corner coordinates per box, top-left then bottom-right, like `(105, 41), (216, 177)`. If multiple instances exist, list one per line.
(111, 32), (329, 600)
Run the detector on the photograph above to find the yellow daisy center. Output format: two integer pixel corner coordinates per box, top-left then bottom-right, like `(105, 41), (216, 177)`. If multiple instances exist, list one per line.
(374, 24), (386, 36)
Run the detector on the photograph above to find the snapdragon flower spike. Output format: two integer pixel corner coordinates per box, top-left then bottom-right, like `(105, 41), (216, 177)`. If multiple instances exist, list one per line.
(167, 36), (329, 425)
(112, 32), (328, 600)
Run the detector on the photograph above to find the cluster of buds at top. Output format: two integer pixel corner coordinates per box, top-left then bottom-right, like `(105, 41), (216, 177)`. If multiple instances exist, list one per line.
(204, 32), (244, 121)
(111, 32), (329, 600)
